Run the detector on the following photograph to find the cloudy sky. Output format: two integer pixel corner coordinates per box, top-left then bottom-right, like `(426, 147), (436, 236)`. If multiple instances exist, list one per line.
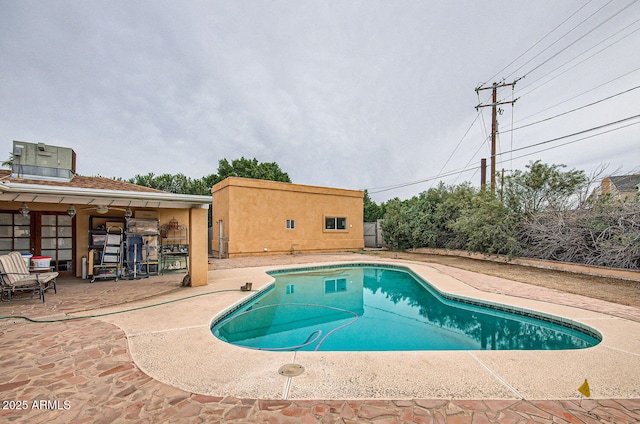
(1, 0), (639, 202)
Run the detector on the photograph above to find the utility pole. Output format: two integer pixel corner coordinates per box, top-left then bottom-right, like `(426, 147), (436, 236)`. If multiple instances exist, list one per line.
(475, 81), (517, 193)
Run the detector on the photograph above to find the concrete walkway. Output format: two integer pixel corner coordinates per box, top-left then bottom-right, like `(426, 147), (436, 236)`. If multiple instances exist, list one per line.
(1, 253), (639, 423)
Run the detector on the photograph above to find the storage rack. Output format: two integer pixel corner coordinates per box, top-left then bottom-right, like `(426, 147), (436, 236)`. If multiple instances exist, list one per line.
(124, 218), (159, 279)
(159, 221), (189, 274)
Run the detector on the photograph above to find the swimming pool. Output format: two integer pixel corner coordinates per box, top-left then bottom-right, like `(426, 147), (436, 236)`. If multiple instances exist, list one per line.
(211, 264), (601, 351)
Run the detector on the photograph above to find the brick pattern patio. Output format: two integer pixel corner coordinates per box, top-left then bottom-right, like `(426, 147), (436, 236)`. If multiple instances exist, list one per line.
(1, 254), (639, 423)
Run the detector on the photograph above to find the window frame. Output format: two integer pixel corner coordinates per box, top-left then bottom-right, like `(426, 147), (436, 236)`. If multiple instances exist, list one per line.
(324, 216), (347, 231)
(0, 212), (31, 254)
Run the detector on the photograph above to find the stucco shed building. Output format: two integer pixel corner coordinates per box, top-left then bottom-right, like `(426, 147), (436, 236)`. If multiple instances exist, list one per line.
(211, 177), (364, 258)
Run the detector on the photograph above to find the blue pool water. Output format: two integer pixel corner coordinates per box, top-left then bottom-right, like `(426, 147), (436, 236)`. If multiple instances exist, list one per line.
(211, 264), (601, 351)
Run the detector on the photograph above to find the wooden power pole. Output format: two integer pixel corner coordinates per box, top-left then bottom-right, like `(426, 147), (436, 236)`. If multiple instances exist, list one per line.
(475, 81), (517, 192)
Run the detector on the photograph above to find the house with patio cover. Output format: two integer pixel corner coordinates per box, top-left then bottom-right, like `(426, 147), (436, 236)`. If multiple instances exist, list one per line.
(0, 141), (211, 286)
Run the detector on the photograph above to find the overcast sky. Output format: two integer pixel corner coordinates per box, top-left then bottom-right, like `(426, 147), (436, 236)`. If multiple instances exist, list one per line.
(1, 0), (639, 202)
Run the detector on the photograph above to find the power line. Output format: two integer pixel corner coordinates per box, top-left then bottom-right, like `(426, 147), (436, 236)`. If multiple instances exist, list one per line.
(452, 133), (489, 186)
(369, 3), (640, 198)
(476, 90), (492, 143)
(482, 0), (595, 86)
(503, 0), (615, 81)
(367, 163), (481, 194)
(367, 114), (640, 195)
(369, 95), (490, 195)
(429, 112), (482, 189)
(497, 113), (640, 157)
(514, 66), (640, 124)
(518, 0), (638, 79)
(503, 84), (640, 133)
(509, 83), (516, 169)
(517, 19), (640, 98)
(497, 120), (640, 165)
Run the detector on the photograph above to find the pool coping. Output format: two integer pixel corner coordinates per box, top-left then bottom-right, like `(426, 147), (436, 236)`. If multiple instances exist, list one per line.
(82, 258), (640, 400)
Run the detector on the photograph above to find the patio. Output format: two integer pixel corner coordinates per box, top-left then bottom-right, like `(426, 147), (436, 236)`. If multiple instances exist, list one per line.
(1, 253), (639, 423)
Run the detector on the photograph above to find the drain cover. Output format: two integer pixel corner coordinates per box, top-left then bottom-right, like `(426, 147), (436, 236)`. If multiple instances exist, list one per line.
(278, 363), (305, 377)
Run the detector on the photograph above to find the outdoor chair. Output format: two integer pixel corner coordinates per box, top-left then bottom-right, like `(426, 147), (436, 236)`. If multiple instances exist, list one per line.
(0, 254), (43, 302)
(0, 252), (58, 302)
(8, 251), (58, 293)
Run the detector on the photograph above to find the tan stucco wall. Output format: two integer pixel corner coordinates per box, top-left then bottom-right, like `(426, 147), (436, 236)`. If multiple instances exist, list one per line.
(212, 183), (230, 256)
(212, 177), (364, 257)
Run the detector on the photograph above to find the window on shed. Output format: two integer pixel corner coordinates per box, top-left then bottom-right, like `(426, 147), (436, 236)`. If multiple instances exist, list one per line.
(325, 216), (347, 230)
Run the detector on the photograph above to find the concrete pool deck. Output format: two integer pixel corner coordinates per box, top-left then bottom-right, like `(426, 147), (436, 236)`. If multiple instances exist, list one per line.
(1, 253), (639, 422)
(88, 257), (640, 402)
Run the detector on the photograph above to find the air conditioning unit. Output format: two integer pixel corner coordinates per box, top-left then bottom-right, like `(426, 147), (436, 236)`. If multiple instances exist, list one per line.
(11, 140), (76, 181)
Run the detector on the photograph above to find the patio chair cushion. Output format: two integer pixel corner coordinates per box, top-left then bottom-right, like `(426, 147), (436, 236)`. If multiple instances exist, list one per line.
(7, 252), (58, 285)
(0, 254), (39, 285)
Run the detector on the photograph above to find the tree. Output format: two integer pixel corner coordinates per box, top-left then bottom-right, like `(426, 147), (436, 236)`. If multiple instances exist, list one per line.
(213, 157), (291, 185)
(502, 160), (588, 216)
(127, 173), (203, 194)
(404, 182), (476, 249)
(449, 189), (520, 255)
(376, 160), (638, 268)
(380, 197), (411, 250)
(125, 157), (291, 195)
(380, 182), (476, 250)
(519, 200), (640, 268)
(125, 157), (292, 228)
(2, 153), (13, 168)
(363, 190), (385, 222)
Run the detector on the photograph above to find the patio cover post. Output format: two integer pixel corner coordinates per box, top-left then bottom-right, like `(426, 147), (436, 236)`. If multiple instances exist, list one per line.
(188, 207), (209, 287)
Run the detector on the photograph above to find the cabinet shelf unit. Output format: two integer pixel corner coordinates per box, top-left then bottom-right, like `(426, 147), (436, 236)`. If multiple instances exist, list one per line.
(125, 218), (159, 279)
(88, 216), (125, 283)
(160, 223), (189, 274)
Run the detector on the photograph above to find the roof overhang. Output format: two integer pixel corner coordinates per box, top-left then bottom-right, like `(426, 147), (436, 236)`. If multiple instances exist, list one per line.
(0, 181), (210, 210)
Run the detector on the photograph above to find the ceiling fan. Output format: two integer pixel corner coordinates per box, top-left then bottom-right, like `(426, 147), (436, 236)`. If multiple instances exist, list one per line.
(73, 205), (133, 217)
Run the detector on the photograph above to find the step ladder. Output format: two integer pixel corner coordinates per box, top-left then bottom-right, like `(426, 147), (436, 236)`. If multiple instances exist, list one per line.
(91, 227), (123, 282)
